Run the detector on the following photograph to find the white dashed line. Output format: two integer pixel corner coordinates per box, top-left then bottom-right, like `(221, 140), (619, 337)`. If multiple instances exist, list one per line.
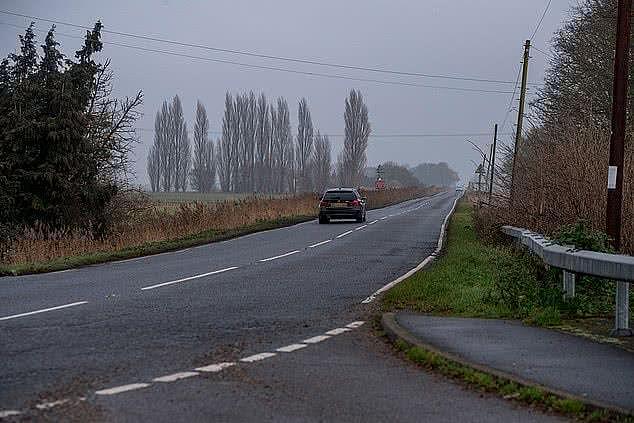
(95, 383), (151, 396)
(153, 371), (199, 383)
(380, 216), (388, 220)
(240, 352), (277, 362)
(141, 266), (239, 290)
(336, 230), (354, 239)
(36, 399), (70, 410)
(195, 362), (236, 373)
(346, 321), (365, 328)
(368, 220), (379, 225)
(276, 343), (308, 353)
(0, 301), (88, 321)
(354, 225), (367, 231)
(259, 250), (300, 262)
(325, 327), (352, 335)
(0, 410), (21, 418)
(308, 239), (332, 248)
(302, 335), (331, 344)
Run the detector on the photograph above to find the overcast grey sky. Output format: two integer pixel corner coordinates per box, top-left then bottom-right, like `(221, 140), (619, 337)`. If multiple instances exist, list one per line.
(0, 0), (575, 187)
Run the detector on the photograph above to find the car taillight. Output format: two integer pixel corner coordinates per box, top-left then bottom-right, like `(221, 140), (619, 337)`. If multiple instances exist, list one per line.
(348, 199), (360, 206)
(320, 201), (330, 208)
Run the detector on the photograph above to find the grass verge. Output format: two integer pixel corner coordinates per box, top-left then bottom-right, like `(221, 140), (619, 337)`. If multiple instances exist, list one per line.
(0, 215), (313, 276)
(382, 201), (545, 320)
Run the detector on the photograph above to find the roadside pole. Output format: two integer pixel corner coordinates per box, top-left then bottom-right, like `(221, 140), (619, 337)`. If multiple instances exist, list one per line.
(488, 124), (498, 204)
(606, 0), (631, 251)
(510, 40), (531, 206)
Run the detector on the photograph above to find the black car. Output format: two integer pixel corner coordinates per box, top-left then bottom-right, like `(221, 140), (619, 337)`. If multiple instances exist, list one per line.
(318, 188), (367, 224)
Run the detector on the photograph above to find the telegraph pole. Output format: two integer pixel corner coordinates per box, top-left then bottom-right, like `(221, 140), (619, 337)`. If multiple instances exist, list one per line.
(606, 0), (631, 251)
(510, 40), (531, 205)
(488, 124), (498, 203)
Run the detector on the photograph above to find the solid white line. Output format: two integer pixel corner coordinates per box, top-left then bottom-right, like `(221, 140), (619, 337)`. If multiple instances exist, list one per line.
(0, 301), (88, 321)
(153, 371), (199, 382)
(362, 193), (463, 304)
(368, 220), (379, 225)
(346, 321), (365, 328)
(354, 225), (368, 231)
(240, 352), (277, 362)
(276, 343), (308, 353)
(140, 266), (239, 290)
(95, 383), (151, 396)
(195, 362), (235, 373)
(259, 250), (300, 262)
(308, 239), (332, 248)
(302, 335), (330, 344)
(0, 410), (21, 418)
(336, 230), (354, 239)
(380, 216), (388, 220)
(325, 327), (351, 335)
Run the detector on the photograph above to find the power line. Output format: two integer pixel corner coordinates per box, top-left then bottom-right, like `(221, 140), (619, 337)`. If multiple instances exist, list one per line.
(530, 0), (553, 41)
(0, 9), (535, 87)
(135, 128), (512, 138)
(0, 21), (516, 95)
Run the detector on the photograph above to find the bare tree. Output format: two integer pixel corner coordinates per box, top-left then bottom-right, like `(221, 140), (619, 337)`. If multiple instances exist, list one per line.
(191, 101), (215, 192)
(218, 93), (235, 192)
(255, 93), (271, 192)
(312, 131), (331, 193)
(147, 143), (159, 192)
(340, 89), (371, 187)
(171, 95), (190, 191)
(295, 97), (314, 192)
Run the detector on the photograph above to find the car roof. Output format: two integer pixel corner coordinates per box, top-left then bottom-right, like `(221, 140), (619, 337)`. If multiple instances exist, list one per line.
(325, 188), (356, 192)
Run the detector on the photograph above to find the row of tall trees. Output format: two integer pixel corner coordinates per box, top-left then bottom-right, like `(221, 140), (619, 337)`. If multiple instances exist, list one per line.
(0, 22), (142, 238)
(147, 89), (370, 194)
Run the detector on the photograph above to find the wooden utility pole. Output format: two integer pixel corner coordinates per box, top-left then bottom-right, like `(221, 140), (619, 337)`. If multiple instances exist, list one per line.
(606, 0), (631, 250)
(488, 124), (498, 203)
(510, 40), (531, 205)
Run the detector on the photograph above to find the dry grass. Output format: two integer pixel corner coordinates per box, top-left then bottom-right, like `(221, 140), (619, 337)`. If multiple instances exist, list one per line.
(480, 121), (633, 255)
(0, 187), (436, 271)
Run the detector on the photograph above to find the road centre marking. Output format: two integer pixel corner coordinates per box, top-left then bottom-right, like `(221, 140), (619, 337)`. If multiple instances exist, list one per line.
(380, 216), (388, 220)
(368, 220), (379, 225)
(141, 266), (239, 290)
(325, 327), (351, 335)
(302, 335), (331, 343)
(259, 250), (300, 262)
(153, 372), (199, 382)
(354, 225), (367, 231)
(346, 321), (365, 328)
(36, 399), (71, 410)
(95, 383), (151, 396)
(336, 230), (354, 239)
(276, 343), (308, 353)
(240, 352), (277, 362)
(0, 410), (21, 418)
(0, 301), (88, 321)
(308, 239), (332, 248)
(195, 362), (236, 372)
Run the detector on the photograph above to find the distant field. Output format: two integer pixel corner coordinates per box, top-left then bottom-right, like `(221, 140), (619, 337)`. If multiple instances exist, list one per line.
(147, 191), (291, 203)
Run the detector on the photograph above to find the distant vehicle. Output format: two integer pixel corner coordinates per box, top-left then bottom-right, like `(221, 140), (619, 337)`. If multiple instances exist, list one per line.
(318, 188), (367, 224)
(375, 177), (386, 190)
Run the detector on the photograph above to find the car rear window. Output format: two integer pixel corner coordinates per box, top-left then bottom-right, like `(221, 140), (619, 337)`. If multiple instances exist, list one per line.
(324, 191), (356, 201)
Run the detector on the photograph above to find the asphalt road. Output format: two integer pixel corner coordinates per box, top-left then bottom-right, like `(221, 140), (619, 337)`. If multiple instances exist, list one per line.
(0, 192), (563, 422)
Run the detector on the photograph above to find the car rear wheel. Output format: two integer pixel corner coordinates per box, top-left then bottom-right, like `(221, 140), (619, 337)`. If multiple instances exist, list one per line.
(319, 215), (329, 224)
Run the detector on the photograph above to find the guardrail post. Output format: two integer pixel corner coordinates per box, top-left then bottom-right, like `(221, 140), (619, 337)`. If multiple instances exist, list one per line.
(562, 271), (576, 300)
(611, 281), (632, 337)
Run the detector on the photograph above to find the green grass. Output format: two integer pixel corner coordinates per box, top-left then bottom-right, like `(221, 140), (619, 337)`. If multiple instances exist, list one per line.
(0, 215), (313, 276)
(383, 202), (519, 318)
